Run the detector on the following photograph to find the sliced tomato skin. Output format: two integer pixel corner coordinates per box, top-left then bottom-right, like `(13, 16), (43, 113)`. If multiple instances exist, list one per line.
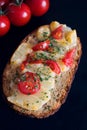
(62, 48), (76, 67)
(46, 60), (61, 74)
(18, 72), (41, 95)
(20, 53), (35, 70)
(52, 25), (63, 40)
(29, 59), (44, 64)
(32, 40), (50, 51)
(20, 61), (27, 71)
(20, 57), (43, 71)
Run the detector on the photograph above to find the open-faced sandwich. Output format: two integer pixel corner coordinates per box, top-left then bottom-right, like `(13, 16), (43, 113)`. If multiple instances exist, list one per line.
(3, 21), (82, 118)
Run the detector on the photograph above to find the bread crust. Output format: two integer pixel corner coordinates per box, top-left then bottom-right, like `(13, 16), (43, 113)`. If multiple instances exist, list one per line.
(2, 29), (82, 118)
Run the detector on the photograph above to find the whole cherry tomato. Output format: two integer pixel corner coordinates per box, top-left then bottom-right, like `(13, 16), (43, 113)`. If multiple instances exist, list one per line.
(7, 3), (31, 26)
(0, 15), (10, 36)
(0, 0), (9, 9)
(25, 0), (50, 16)
(18, 72), (41, 95)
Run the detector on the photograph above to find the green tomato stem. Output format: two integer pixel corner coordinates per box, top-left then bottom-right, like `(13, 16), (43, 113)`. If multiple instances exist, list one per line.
(0, 8), (4, 15)
(15, 0), (23, 5)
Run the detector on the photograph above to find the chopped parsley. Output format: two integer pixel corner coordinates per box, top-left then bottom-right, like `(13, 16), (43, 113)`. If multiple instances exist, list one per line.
(20, 74), (26, 81)
(36, 101), (39, 103)
(36, 67), (52, 81)
(44, 92), (47, 95)
(49, 37), (58, 44)
(42, 32), (48, 38)
(35, 85), (38, 88)
(35, 52), (47, 60)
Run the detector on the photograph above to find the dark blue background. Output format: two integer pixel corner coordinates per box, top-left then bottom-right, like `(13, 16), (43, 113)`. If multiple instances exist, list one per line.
(0, 0), (87, 129)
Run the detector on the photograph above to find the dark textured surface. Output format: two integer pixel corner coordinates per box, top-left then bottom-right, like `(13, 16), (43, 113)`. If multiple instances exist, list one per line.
(0, 0), (87, 129)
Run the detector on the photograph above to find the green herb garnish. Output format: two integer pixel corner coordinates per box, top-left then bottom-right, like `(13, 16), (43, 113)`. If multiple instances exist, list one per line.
(42, 32), (48, 38)
(20, 74), (26, 81)
(35, 52), (48, 60)
(36, 101), (39, 103)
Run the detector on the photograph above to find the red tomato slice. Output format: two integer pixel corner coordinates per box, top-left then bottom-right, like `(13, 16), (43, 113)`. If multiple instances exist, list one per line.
(46, 60), (61, 74)
(52, 25), (63, 40)
(20, 53), (35, 70)
(20, 60), (43, 71)
(29, 59), (44, 64)
(20, 53), (43, 71)
(18, 72), (41, 95)
(32, 40), (50, 51)
(62, 48), (76, 67)
(20, 62), (27, 71)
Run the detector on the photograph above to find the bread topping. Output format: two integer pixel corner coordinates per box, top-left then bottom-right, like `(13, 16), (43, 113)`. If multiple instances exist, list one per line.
(8, 21), (77, 110)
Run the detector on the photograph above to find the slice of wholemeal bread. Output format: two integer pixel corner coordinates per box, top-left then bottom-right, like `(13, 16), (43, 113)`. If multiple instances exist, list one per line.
(2, 22), (82, 118)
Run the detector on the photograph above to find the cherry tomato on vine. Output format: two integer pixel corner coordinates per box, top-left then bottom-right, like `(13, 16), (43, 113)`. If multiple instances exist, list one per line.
(0, 15), (10, 36)
(0, 0), (9, 9)
(25, 0), (50, 16)
(7, 3), (31, 26)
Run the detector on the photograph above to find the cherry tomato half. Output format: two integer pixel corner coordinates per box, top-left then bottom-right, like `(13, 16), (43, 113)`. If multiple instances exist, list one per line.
(46, 60), (61, 74)
(52, 25), (63, 40)
(62, 48), (76, 67)
(29, 59), (44, 64)
(20, 53), (35, 70)
(0, 15), (10, 36)
(18, 72), (41, 95)
(32, 40), (50, 51)
(25, 0), (50, 16)
(7, 3), (31, 26)
(20, 59), (43, 71)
